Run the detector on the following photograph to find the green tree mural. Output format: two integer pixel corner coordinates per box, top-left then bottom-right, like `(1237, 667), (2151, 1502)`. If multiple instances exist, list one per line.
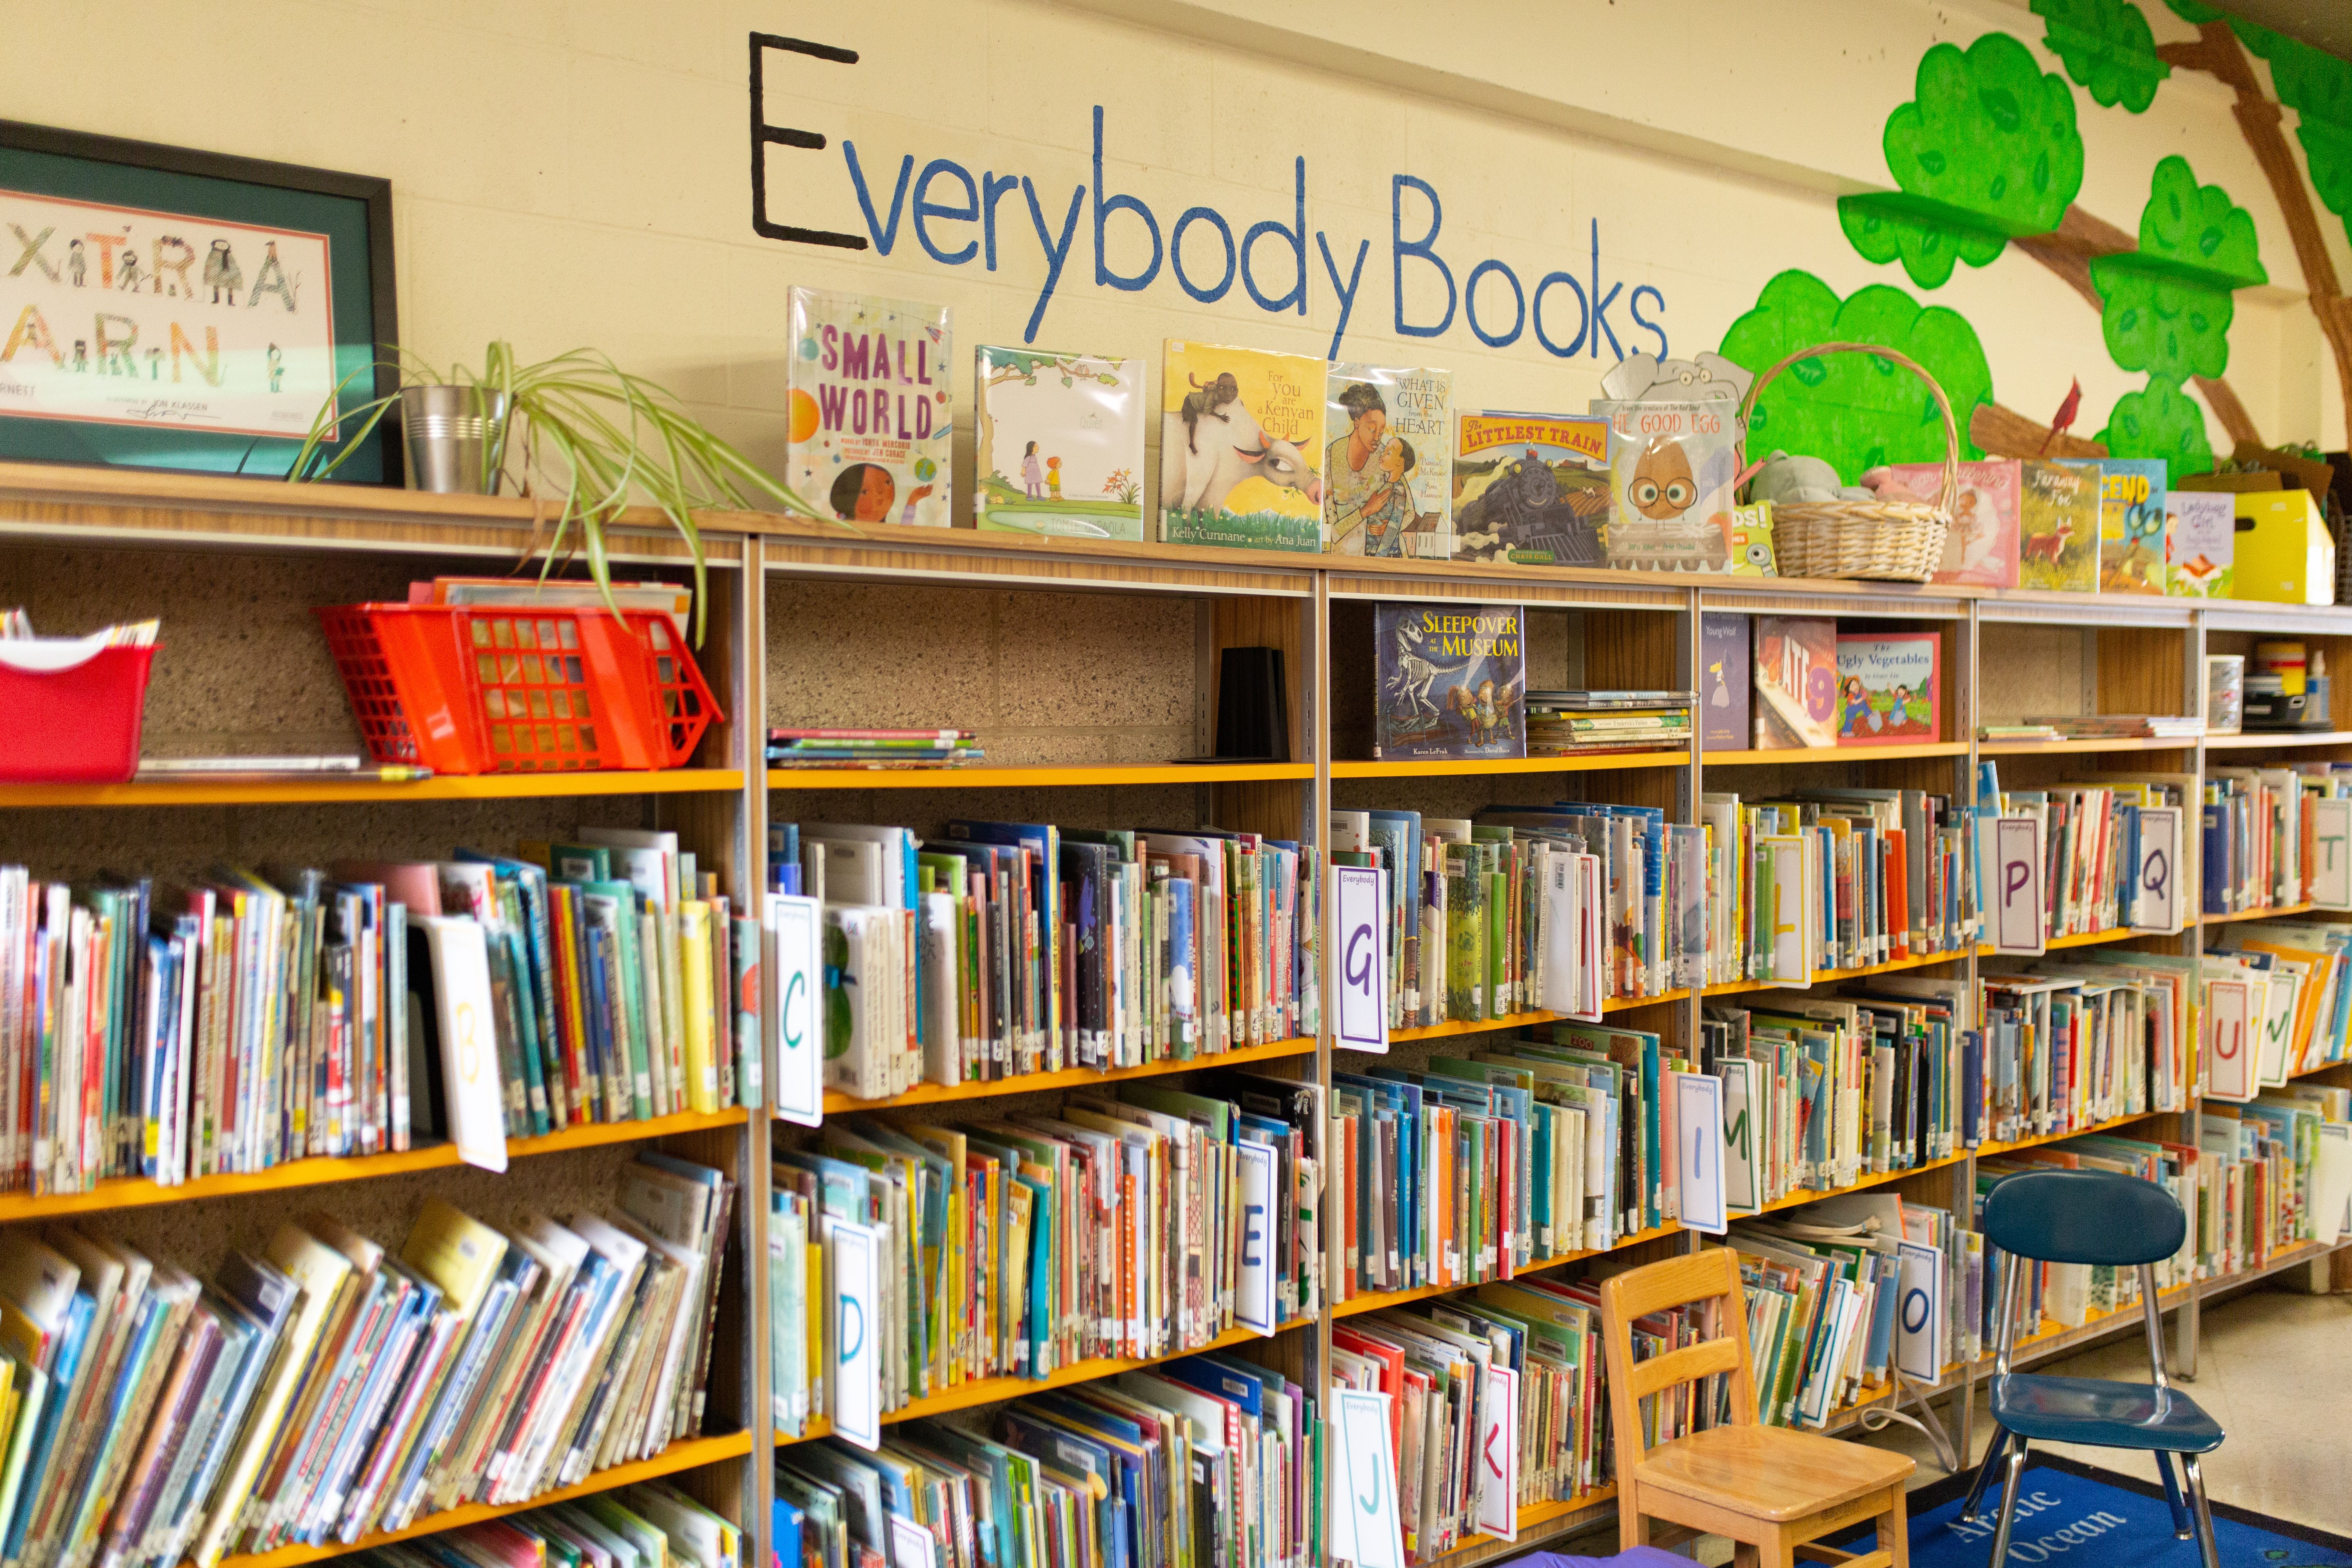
(2097, 375), (2215, 471)
(1838, 33), (2085, 289)
(2156, 2), (2352, 449)
(1823, 6), (2302, 466)
(1719, 271), (1993, 481)
(2092, 155), (2267, 382)
(2034, 0), (2169, 111)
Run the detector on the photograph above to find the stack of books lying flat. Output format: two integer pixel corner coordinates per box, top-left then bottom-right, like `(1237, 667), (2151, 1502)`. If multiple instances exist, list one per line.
(1525, 689), (1694, 757)
(2025, 714), (2207, 740)
(766, 728), (983, 768)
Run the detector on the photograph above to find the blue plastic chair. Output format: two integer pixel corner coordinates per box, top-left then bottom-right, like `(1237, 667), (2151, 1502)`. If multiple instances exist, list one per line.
(1962, 1168), (2224, 1567)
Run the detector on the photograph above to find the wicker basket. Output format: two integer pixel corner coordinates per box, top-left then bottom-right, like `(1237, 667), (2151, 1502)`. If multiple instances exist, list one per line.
(1740, 341), (1958, 582)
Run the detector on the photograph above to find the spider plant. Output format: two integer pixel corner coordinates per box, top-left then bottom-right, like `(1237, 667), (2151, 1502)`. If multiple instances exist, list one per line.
(288, 342), (831, 641)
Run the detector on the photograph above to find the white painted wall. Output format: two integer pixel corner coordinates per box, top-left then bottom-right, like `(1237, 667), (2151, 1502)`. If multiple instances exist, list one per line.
(7, 0), (2339, 511)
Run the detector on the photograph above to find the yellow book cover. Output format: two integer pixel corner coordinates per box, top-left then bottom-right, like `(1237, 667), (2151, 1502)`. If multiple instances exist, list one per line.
(191, 1225), (352, 1568)
(1158, 339), (1324, 552)
(807, 1241), (824, 1417)
(679, 903), (719, 1114)
(904, 1125), (969, 1390)
(400, 1197), (510, 1319)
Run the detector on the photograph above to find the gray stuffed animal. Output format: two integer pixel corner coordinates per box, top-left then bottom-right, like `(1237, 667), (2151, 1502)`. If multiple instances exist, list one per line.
(1749, 450), (1874, 505)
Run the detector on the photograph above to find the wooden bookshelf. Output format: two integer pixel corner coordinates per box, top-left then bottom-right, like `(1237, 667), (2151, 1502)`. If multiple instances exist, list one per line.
(0, 768), (748, 808)
(2039, 925), (2136, 950)
(11, 462), (2352, 1568)
(216, 1430), (753, 1568)
(770, 762), (1313, 790)
(0, 1106), (749, 1223)
(820, 1036), (1315, 1114)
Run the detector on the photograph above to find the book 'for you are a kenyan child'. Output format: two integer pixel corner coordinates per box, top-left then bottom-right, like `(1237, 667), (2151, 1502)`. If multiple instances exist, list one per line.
(1374, 601), (1527, 760)
(1160, 339), (1324, 551)
(786, 286), (954, 528)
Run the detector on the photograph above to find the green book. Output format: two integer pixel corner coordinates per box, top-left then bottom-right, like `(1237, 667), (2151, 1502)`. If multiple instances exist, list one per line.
(1446, 846), (1486, 1022)
(577, 882), (653, 1120)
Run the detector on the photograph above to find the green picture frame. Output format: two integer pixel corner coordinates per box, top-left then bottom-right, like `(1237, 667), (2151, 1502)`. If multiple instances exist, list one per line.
(0, 119), (398, 483)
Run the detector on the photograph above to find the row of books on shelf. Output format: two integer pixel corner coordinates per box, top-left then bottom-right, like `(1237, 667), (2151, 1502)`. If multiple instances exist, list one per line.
(0, 826), (756, 1196)
(772, 821), (1321, 1102)
(1704, 786), (1973, 984)
(0, 1147), (732, 1568)
(779, 1344), (1315, 1568)
(1328, 800), (1744, 1029)
(345, 1481), (741, 1568)
(771, 1071), (1323, 1434)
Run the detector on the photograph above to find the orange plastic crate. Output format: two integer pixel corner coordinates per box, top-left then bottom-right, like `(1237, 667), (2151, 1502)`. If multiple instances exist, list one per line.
(315, 603), (719, 774)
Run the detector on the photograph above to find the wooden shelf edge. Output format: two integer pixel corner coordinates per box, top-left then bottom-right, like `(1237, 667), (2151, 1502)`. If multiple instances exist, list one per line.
(1701, 742), (1971, 765)
(216, 1430), (753, 1568)
(0, 1105), (746, 1223)
(776, 1317), (1316, 1444)
(1332, 753), (1690, 778)
(819, 1037), (1316, 1114)
(2204, 729), (2352, 750)
(1978, 735), (2201, 755)
(769, 762), (1312, 790)
(0, 769), (748, 808)
(1974, 1107), (2167, 1159)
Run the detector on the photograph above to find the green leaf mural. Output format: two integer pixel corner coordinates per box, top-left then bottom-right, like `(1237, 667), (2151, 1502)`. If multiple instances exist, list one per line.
(2231, 22), (2352, 233)
(2097, 375), (2216, 474)
(2161, 0), (2225, 21)
(2034, 0), (2168, 112)
(1836, 33), (2085, 288)
(2089, 155), (2266, 381)
(1719, 270), (1992, 482)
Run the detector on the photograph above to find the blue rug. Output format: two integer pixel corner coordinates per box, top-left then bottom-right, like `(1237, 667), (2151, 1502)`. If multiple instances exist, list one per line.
(1864, 1452), (2352, 1567)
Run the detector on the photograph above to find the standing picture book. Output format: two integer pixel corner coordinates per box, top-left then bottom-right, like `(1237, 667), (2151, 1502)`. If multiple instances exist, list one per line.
(2018, 459), (2101, 592)
(1752, 616), (1838, 749)
(1158, 339), (1324, 551)
(1700, 613), (1752, 751)
(1834, 633), (1942, 746)
(1591, 400), (1743, 572)
(1450, 412), (1610, 566)
(1873, 458), (2021, 588)
(2169, 490), (2236, 597)
(2100, 458), (2168, 594)
(785, 286), (953, 528)
(1324, 363), (1453, 557)
(1373, 601), (1526, 760)
(973, 345), (1145, 539)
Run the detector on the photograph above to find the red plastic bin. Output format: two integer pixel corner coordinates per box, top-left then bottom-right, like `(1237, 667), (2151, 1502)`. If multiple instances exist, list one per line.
(0, 642), (159, 784)
(314, 603), (720, 774)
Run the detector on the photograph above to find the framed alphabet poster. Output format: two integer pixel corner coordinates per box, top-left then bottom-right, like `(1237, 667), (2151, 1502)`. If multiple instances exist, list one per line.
(0, 119), (397, 481)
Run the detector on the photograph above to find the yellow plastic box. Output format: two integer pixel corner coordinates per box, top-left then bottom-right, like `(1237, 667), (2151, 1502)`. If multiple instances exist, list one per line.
(2232, 490), (2336, 605)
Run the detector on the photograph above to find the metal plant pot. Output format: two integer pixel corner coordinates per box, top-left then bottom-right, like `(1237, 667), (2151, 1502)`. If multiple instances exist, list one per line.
(400, 384), (510, 494)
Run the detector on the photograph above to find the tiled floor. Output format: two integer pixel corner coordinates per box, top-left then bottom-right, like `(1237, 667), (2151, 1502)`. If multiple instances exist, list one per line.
(1534, 1282), (2352, 1563)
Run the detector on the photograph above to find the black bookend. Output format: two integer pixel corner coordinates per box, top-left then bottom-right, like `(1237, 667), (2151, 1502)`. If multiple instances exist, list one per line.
(1214, 646), (1290, 762)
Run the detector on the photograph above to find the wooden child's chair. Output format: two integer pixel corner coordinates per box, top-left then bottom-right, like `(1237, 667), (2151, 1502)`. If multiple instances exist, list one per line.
(1599, 1248), (1916, 1568)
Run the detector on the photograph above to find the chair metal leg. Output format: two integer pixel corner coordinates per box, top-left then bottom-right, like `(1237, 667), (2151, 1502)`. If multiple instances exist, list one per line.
(2154, 1451), (2192, 1541)
(2182, 1455), (2221, 1568)
(1984, 1445), (2030, 1568)
(1958, 1426), (2012, 1523)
